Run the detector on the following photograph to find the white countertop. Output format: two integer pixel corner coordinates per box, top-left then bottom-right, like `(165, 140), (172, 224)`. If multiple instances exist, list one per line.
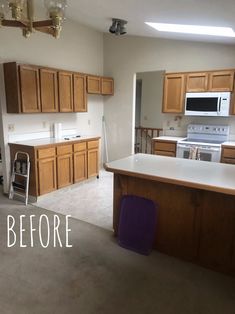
(105, 153), (235, 196)
(222, 141), (235, 147)
(152, 136), (186, 142)
(9, 135), (100, 147)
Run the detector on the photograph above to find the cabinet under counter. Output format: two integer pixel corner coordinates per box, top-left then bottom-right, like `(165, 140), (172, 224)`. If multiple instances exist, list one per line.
(9, 136), (100, 198)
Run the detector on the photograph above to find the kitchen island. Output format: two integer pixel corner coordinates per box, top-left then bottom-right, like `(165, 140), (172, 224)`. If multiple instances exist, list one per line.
(105, 154), (235, 275)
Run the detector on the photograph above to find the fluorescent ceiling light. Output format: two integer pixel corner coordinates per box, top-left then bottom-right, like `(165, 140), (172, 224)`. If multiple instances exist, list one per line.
(145, 22), (235, 37)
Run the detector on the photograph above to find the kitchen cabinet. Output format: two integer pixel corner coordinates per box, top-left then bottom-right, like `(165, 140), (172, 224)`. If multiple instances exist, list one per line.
(73, 73), (87, 112)
(186, 72), (208, 92)
(74, 142), (87, 182)
(221, 145), (235, 164)
(101, 77), (114, 95)
(87, 75), (101, 94)
(40, 68), (58, 113)
(58, 71), (74, 112)
(9, 137), (100, 197)
(186, 70), (234, 92)
(162, 73), (185, 113)
(57, 145), (73, 188)
(4, 62), (42, 113)
(153, 140), (177, 157)
(37, 147), (57, 195)
(208, 71), (234, 91)
(87, 140), (99, 178)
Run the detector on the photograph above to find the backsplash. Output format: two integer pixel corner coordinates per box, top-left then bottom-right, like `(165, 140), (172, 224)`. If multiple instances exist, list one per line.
(162, 114), (235, 140)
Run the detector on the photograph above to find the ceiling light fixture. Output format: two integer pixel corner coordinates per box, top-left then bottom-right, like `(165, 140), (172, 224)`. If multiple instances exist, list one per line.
(109, 18), (127, 36)
(145, 22), (235, 37)
(0, 0), (67, 39)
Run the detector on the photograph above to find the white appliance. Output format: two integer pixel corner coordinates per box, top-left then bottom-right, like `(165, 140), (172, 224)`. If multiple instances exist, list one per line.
(185, 92), (230, 116)
(176, 124), (229, 163)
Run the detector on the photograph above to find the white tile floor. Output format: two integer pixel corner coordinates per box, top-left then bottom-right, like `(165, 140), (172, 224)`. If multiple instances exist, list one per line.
(34, 169), (113, 230)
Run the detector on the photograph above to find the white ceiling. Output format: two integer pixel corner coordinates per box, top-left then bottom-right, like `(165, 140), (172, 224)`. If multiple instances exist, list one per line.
(65, 0), (235, 44)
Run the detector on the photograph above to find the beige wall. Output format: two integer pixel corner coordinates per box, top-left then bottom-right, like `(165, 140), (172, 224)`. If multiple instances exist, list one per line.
(0, 20), (104, 193)
(103, 34), (235, 161)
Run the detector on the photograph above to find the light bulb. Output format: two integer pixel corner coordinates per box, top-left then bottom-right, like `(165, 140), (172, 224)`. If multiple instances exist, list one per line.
(0, 0), (10, 18)
(44, 0), (67, 19)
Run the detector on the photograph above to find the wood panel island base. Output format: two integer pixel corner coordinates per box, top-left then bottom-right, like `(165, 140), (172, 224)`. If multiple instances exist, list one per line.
(105, 154), (235, 276)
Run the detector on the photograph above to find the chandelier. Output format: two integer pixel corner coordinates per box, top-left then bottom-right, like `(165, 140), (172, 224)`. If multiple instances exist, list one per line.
(0, 0), (67, 38)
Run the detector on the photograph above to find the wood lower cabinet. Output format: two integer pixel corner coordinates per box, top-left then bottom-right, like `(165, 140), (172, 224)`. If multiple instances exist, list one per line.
(40, 68), (58, 113)
(9, 138), (100, 197)
(74, 142), (87, 182)
(57, 145), (73, 188)
(58, 71), (74, 112)
(162, 73), (185, 113)
(153, 140), (177, 157)
(87, 140), (99, 178)
(221, 146), (235, 164)
(37, 147), (57, 195)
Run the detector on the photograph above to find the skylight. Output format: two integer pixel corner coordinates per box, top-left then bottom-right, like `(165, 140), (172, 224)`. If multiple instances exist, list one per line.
(145, 23), (235, 37)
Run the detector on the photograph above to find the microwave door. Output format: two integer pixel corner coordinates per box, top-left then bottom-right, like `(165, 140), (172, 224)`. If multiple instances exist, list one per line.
(185, 97), (218, 116)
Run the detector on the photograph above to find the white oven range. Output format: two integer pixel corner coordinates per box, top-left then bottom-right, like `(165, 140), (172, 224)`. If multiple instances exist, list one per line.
(176, 124), (229, 162)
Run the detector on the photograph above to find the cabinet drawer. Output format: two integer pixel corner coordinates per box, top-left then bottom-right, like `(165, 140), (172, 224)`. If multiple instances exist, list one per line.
(154, 150), (176, 157)
(222, 147), (235, 159)
(221, 158), (235, 164)
(57, 145), (73, 155)
(87, 140), (99, 150)
(154, 141), (176, 152)
(37, 147), (56, 159)
(74, 142), (87, 152)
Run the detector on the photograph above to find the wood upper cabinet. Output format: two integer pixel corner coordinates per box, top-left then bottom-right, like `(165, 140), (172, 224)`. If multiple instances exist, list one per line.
(186, 70), (234, 92)
(37, 147), (57, 195)
(19, 65), (41, 113)
(87, 140), (99, 178)
(87, 75), (101, 94)
(186, 72), (208, 92)
(58, 71), (74, 112)
(57, 145), (73, 188)
(208, 71), (234, 91)
(162, 73), (185, 113)
(39, 68), (58, 113)
(101, 77), (114, 95)
(73, 73), (87, 112)
(74, 142), (87, 182)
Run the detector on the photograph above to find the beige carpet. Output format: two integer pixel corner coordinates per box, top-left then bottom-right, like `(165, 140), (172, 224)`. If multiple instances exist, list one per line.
(1, 191), (235, 314)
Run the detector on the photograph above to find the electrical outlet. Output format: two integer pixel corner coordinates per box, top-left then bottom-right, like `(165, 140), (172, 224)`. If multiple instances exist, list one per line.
(8, 124), (15, 132)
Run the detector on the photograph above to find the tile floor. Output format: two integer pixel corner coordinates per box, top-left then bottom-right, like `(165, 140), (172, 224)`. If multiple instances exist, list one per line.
(34, 169), (113, 230)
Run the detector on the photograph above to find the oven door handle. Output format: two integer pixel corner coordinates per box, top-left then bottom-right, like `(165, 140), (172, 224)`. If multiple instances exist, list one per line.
(217, 97), (221, 113)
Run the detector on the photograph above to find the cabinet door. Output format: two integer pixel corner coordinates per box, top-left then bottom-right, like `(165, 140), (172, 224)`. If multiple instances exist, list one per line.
(57, 154), (73, 188)
(73, 73), (87, 112)
(208, 71), (234, 91)
(19, 65), (41, 113)
(58, 71), (73, 112)
(186, 72), (208, 92)
(74, 151), (87, 182)
(101, 77), (114, 95)
(87, 148), (99, 178)
(162, 74), (185, 113)
(87, 76), (101, 94)
(40, 68), (58, 112)
(38, 157), (57, 195)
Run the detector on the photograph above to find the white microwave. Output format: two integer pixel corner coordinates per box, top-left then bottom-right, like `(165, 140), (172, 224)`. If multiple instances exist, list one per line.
(185, 92), (230, 116)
